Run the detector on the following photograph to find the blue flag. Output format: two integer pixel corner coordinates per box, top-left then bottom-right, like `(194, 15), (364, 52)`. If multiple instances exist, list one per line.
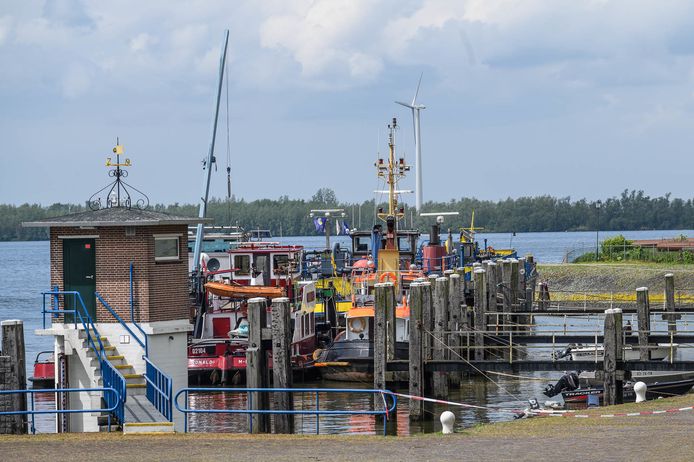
(314, 217), (326, 233)
(341, 221), (350, 235)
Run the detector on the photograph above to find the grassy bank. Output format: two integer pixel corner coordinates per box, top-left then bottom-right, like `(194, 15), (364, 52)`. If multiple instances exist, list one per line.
(537, 262), (694, 293)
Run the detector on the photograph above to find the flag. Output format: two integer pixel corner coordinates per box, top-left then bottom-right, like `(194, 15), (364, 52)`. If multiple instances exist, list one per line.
(314, 217), (326, 233)
(341, 221), (350, 235)
(336, 219), (340, 235)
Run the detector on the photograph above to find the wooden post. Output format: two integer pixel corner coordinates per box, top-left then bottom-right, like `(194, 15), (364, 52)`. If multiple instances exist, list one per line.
(663, 273), (678, 334)
(510, 259), (520, 313)
(270, 297), (293, 434)
(526, 255), (536, 310)
(603, 308), (624, 405)
(1, 320), (26, 434)
(373, 283), (391, 391)
(432, 277), (449, 398)
(423, 274), (437, 360)
(636, 287), (651, 361)
(246, 297), (270, 433)
(385, 282), (397, 363)
(408, 282), (425, 420)
(473, 269), (487, 361)
(447, 273), (462, 387)
(486, 262), (498, 313)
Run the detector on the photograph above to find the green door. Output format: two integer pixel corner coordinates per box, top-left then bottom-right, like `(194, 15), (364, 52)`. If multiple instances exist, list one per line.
(63, 238), (97, 322)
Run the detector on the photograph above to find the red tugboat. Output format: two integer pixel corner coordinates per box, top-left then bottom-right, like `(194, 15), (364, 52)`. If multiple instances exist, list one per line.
(188, 243), (317, 384)
(28, 351), (55, 388)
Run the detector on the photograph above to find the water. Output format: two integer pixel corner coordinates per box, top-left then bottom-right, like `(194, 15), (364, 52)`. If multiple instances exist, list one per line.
(1, 229), (693, 434)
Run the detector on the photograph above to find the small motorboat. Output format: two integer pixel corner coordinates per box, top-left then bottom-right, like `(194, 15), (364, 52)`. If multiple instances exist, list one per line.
(544, 370), (694, 403)
(28, 350), (55, 388)
(553, 343), (678, 362)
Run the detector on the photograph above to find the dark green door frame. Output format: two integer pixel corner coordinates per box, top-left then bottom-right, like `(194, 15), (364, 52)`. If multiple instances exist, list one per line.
(62, 238), (97, 322)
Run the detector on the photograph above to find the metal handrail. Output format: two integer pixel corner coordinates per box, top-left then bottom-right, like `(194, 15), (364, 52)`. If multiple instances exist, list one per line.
(174, 387), (397, 435)
(144, 357), (173, 422)
(0, 387), (120, 434)
(96, 290), (172, 422)
(95, 292), (147, 352)
(41, 290), (127, 424)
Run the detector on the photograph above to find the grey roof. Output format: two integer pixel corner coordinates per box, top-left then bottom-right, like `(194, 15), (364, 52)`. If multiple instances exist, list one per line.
(22, 207), (213, 228)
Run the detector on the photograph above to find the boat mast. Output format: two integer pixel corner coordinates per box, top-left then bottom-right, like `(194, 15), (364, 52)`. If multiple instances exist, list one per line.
(193, 30), (230, 275)
(376, 118), (410, 250)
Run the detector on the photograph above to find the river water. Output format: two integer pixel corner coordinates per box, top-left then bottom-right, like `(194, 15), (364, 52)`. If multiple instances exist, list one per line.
(1, 228), (692, 433)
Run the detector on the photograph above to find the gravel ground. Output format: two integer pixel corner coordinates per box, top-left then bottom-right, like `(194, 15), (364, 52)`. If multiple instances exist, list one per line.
(3, 402), (694, 462)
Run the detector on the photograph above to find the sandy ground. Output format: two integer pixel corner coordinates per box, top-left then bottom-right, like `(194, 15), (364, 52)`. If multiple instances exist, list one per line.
(3, 396), (694, 462)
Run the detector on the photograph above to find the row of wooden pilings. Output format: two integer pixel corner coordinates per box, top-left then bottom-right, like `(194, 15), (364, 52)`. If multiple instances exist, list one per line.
(373, 257), (536, 421)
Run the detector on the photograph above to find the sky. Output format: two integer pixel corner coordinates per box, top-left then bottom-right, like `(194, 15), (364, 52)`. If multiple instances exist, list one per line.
(2, 0), (694, 206)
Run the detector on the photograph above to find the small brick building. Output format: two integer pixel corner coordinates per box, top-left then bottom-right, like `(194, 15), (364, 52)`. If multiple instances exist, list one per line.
(24, 208), (210, 432)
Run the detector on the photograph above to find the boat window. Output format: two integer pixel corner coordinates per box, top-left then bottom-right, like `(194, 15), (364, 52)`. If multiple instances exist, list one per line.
(354, 236), (371, 252)
(303, 313), (309, 337)
(398, 236), (412, 252)
(234, 255), (251, 275)
(154, 236), (179, 262)
(310, 312), (315, 334)
(273, 254), (289, 275)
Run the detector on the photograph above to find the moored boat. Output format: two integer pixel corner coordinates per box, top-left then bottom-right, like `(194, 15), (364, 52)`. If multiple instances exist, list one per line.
(28, 350), (55, 388)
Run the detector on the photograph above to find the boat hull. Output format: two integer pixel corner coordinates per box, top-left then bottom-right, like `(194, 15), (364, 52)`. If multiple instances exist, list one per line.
(562, 378), (694, 403)
(316, 338), (408, 382)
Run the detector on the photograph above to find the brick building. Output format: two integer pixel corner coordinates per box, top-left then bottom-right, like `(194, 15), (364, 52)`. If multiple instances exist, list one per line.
(24, 207), (210, 432)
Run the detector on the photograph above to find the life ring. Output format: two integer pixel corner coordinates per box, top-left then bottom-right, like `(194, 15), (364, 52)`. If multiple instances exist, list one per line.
(348, 317), (366, 334)
(379, 271), (397, 283)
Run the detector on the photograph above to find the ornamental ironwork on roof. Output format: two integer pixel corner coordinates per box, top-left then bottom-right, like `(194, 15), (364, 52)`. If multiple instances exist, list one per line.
(88, 139), (149, 211)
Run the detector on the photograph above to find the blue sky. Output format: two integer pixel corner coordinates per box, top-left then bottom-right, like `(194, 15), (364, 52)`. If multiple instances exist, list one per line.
(2, 0), (694, 206)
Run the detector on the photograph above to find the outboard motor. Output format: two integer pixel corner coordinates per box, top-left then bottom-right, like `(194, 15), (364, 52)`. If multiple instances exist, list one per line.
(551, 345), (573, 360)
(544, 371), (580, 398)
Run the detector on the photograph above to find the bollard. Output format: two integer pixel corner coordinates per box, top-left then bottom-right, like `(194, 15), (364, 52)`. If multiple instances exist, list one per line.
(440, 411), (455, 434)
(634, 382), (647, 403)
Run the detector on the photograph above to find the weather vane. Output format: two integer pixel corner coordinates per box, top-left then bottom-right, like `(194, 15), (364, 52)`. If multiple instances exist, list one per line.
(88, 138), (149, 211)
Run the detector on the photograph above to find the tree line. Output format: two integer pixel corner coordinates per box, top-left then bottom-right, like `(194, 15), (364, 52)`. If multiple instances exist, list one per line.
(2, 189), (693, 241)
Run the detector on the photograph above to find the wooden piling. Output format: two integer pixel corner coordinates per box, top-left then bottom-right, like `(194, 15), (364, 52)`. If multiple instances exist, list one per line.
(1, 320), (26, 434)
(246, 297), (270, 433)
(636, 287), (651, 361)
(423, 275), (437, 360)
(373, 283), (391, 391)
(473, 269), (487, 361)
(510, 259), (520, 313)
(603, 308), (624, 405)
(447, 273), (462, 387)
(432, 277), (449, 398)
(270, 297), (293, 434)
(486, 261), (498, 313)
(408, 282), (425, 420)
(664, 273), (678, 334)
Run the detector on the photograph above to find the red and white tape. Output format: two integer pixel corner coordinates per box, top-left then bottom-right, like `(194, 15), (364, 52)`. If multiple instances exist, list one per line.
(386, 391), (520, 414)
(531, 405), (694, 418)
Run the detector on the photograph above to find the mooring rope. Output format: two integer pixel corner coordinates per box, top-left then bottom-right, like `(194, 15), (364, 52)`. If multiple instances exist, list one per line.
(424, 328), (524, 402)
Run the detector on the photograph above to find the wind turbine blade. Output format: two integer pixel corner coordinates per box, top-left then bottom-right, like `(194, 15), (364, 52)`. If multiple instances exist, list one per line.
(412, 72), (423, 106)
(395, 101), (413, 108)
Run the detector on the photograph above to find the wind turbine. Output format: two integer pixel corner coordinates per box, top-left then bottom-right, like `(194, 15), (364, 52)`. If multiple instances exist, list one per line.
(396, 73), (425, 212)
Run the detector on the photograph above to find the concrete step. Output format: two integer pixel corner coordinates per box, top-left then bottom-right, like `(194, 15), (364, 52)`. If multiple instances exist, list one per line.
(124, 395), (171, 433)
(123, 422), (174, 434)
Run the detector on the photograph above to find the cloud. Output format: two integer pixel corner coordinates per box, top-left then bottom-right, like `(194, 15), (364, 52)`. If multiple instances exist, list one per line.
(0, 16), (12, 46)
(61, 62), (94, 98)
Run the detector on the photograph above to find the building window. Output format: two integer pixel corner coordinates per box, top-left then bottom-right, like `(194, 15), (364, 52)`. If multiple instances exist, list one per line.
(154, 236), (180, 261)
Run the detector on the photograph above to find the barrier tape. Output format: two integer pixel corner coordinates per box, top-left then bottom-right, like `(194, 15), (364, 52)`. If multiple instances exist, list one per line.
(530, 405), (694, 418)
(388, 391), (521, 414)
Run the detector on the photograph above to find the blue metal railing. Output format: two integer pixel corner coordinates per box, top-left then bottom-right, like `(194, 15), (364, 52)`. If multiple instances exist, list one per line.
(42, 290), (127, 424)
(174, 388), (397, 435)
(96, 290), (173, 423)
(0, 387), (120, 434)
(145, 357), (173, 421)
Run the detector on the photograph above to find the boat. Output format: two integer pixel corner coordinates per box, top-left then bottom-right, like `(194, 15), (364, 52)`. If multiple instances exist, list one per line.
(187, 225), (250, 273)
(543, 370), (694, 403)
(578, 370), (694, 387)
(315, 117), (415, 381)
(553, 343), (678, 362)
(28, 350), (54, 388)
(188, 242), (318, 384)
